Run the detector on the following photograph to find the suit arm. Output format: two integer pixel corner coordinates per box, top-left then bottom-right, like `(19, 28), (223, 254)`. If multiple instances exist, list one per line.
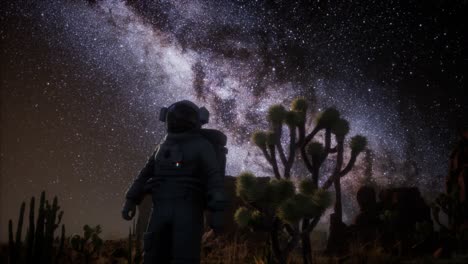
(200, 142), (226, 211)
(125, 149), (157, 204)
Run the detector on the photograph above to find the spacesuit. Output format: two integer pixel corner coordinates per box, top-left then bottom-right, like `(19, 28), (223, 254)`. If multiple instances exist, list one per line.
(121, 100), (227, 264)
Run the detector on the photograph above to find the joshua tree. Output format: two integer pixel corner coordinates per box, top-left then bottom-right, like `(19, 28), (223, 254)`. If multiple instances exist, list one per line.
(243, 97), (367, 263)
(235, 172), (332, 264)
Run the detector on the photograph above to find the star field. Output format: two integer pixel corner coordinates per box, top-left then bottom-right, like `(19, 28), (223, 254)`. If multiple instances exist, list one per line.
(1, 0), (466, 239)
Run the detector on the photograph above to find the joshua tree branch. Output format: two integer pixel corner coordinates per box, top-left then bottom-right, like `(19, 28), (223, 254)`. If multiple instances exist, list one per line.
(339, 151), (358, 177)
(260, 145), (273, 164)
(321, 174), (336, 190)
(284, 225), (300, 259)
(303, 212), (324, 235)
(240, 197), (262, 213)
(274, 125), (288, 167)
(311, 155), (321, 188)
(268, 144), (282, 179)
(333, 140), (344, 220)
(301, 146), (315, 175)
(284, 223), (295, 236)
(321, 140), (344, 190)
(320, 129), (333, 164)
(271, 218), (283, 263)
(303, 126), (321, 147)
(296, 124), (306, 148)
(300, 126), (324, 176)
(260, 145), (281, 179)
(284, 126), (297, 179)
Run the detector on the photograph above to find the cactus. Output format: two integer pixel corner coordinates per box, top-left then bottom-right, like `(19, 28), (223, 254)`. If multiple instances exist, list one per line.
(55, 224), (65, 263)
(126, 219), (142, 264)
(128, 227), (133, 264)
(7, 191), (65, 264)
(43, 196), (63, 263)
(34, 191), (46, 262)
(134, 224), (142, 264)
(8, 220), (15, 263)
(26, 197), (35, 263)
(8, 201), (24, 264)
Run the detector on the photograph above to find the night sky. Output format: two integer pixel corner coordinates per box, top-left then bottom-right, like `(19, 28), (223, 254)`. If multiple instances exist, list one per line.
(1, 0), (466, 240)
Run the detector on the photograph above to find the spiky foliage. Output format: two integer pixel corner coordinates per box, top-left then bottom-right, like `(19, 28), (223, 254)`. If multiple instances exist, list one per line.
(284, 111), (297, 127)
(277, 197), (303, 224)
(312, 189), (333, 209)
(306, 142), (324, 157)
(291, 97), (308, 112)
(277, 194), (321, 224)
(299, 180), (315, 195)
(294, 111), (306, 126)
(317, 107), (340, 127)
(267, 104), (286, 125)
(331, 118), (350, 139)
(265, 131), (276, 146)
(268, 179), (295, 206)
(250, 210), (264, 228)
(236, 172), (265, 203)
(252, 131), (267, 147)
(234, 207), (264, 231)
(350, 135), (367, 153)
(297, 194), (319, 218)
(234, 207), (253, 229)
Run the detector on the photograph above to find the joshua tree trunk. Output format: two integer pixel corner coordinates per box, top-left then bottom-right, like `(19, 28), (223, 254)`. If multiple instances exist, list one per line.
(301, 219), (312, 264)
(271, 219), (287, 264)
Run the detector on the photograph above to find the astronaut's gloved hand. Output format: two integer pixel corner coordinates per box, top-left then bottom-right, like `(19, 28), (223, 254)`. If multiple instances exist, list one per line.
(208, 211), (224, 235)
(121, 199), (136, 221)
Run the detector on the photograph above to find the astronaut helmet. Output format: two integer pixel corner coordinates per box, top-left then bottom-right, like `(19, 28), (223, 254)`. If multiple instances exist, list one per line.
(160, 100), (209, 133)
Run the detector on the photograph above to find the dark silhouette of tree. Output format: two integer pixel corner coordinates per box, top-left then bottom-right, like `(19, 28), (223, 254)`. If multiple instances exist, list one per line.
(236, 97), (367, 263)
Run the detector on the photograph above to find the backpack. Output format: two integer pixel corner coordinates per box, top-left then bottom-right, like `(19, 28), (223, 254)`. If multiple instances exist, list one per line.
(198, 129), (228, 177)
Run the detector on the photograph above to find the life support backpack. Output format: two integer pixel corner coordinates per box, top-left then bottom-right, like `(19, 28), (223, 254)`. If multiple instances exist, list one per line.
(198, 128), (228, 177)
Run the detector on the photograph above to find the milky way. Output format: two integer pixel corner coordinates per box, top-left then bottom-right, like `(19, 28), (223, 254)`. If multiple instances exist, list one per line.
(1, 0), (466, 238)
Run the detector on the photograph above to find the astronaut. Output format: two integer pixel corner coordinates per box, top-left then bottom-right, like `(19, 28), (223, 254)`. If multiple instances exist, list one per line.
(121, 100), (227, 264)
